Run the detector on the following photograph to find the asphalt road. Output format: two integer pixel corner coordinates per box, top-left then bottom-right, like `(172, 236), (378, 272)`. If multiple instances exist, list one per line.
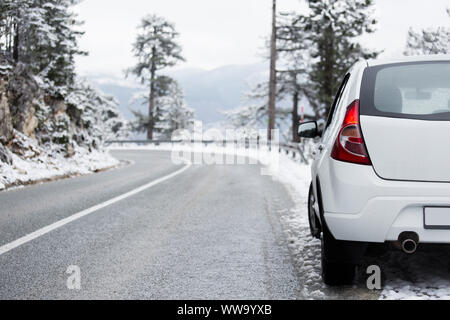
(0, 150), (304, 299)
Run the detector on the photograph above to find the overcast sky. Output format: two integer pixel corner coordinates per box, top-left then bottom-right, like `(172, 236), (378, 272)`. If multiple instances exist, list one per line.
(74, 0), (449, 77)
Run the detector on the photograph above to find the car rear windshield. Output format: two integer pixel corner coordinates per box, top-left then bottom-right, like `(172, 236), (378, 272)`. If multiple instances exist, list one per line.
(360, 61), (450, 120)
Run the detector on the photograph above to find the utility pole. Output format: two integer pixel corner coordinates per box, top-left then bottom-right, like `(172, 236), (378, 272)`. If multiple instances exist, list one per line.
(148, 48), (156, 140)
(267, 0), (277, 141)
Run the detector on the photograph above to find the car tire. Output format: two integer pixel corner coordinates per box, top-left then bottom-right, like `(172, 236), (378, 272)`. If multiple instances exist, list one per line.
(308, 183), (321, 239)
(314, 178), (366, 286)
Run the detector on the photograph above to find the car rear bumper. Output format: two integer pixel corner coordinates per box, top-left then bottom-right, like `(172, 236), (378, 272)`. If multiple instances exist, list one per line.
(321, 159), (450, 243)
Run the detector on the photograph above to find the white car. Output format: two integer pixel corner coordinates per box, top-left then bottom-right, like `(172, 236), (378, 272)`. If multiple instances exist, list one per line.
(298, 55), (450, 285)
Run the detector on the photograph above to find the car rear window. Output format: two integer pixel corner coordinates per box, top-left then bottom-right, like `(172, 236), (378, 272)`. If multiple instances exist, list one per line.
(360, 61), (450, 120)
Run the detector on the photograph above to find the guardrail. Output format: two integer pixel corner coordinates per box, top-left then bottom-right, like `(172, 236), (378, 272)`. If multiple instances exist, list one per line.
(105, 139), (310, 165)
(278, 142), (309, 165)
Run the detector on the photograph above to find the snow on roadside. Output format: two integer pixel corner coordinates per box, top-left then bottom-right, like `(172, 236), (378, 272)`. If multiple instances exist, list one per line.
(264, 153), (331, 299)
(0, 142), (119, 191)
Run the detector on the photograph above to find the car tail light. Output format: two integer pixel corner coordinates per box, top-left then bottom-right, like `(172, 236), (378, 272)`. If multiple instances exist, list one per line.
(331, 100), (371, 165)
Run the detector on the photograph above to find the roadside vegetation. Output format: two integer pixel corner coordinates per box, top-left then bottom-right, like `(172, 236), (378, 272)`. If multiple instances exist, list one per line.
(226, 0), (449, 142)
(0, 0), (129, 189)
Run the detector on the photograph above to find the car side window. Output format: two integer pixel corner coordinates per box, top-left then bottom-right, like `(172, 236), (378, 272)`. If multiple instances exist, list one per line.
(325, 73), (350, 129)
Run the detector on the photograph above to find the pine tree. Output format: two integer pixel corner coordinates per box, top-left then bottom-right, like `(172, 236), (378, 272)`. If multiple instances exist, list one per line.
(299, 0), (378, 118)
(404, 8), (449, 55)
(130, 77), (194, 139)
(0, 0), (37, 62)
(128, 15), (185, 140)
(64, 80), (130, 148)
(0, 0), (86, 94)
(36, 0), (87, 93)
(1, 1), (128, 156)
(129, 75), (175, 133)
(155, 81), (194, 139)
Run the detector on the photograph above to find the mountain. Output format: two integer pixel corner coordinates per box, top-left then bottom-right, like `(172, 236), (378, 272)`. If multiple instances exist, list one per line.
(85, 63), (269, 124)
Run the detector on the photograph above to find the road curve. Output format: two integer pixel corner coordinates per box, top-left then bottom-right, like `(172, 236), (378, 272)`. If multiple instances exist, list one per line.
(0, 150), (304, 299)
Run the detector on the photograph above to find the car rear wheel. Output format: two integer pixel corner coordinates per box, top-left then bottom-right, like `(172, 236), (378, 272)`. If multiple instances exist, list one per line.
(314, 179), (366, 286)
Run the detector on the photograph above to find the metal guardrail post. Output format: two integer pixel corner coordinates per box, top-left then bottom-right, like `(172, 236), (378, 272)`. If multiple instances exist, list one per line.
(297, 144), (309, 165)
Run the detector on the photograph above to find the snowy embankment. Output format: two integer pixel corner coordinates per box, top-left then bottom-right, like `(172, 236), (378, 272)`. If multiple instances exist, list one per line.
(0, 135), (119, 191)
(109, 143), (450, 300)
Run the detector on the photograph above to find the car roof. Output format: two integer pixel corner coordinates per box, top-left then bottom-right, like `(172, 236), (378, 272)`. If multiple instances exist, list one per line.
(366, 54), (450, 67)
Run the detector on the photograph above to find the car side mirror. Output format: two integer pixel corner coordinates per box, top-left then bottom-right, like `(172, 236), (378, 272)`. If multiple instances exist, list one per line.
(298, 121), (320, 138)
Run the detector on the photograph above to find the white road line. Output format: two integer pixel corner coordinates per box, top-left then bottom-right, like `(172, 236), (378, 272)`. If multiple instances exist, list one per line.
(0, 161), (192, 256)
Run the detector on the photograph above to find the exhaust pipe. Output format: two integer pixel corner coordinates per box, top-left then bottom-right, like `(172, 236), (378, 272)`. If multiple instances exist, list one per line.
(398, 232), (419, 254)
(401, 239), (417, 254)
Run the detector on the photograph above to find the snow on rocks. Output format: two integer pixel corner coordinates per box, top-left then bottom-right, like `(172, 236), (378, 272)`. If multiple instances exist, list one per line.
(0, 134), (119, 191)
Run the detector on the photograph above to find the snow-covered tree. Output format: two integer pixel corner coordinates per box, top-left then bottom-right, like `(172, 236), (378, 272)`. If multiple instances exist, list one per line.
(224, 79), (290, 130)
(224, 103), (266, 129)
(129, 75), (175, 133)
(0, 0), (85, 94)
(228, 1), (377, 142)
(404, 8), (449, 55)
(296, 0), (378, 118)
(35, 0), (86, 93)
(127, 15), (185, 139)
(131, 78), (194, 139)
(1, 1), (129, 159)
(63, 81), (129, 148)
(155, 81), (194, 139)
(225, 7), (310, 141)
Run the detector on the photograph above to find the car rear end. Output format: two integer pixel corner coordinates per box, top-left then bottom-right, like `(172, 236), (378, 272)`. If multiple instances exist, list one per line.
(323, 56), (450, 247)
